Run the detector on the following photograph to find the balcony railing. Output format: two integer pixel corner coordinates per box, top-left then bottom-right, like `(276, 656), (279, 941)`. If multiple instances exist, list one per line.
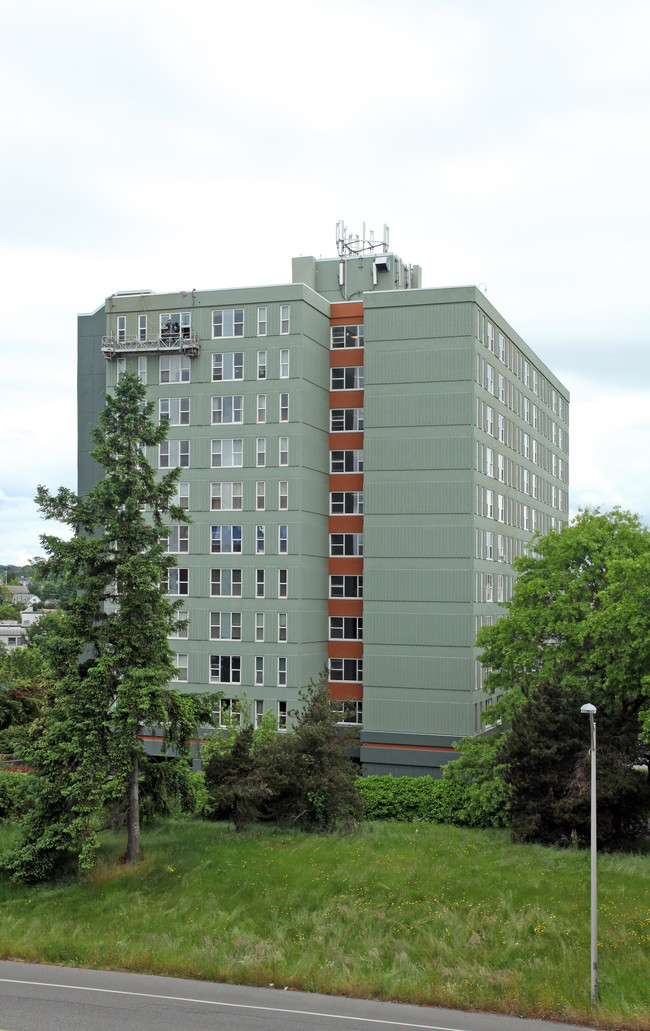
(102, 333), (200, 359)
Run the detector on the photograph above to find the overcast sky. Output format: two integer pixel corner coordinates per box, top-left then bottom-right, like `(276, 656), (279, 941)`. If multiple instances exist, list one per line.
(1, 0), (649, 565)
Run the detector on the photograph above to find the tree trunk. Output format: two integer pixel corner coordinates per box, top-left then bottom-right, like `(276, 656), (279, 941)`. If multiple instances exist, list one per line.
(126, 751), (140, 863)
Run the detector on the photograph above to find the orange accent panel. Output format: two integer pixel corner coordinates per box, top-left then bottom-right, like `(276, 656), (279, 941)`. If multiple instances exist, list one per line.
(330, 473), (364, 491)
(329, 515), (363, 533)
(328, 599), (363, 617)
(328, 682), (363, 700)
(328, 641), (363, 659)
(329, 389), (364, 406)
(329, 557), (363, 575)
(363, 742), (456, 753)
(329, 431), (363, 451)
(329, 349), (365, 367)
(330, 302), (364, 323)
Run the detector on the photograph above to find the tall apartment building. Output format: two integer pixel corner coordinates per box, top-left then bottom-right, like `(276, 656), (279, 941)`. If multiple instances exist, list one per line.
(78, 227), (569, 777)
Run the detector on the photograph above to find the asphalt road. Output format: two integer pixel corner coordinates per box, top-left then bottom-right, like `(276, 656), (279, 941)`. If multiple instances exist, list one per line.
(0, 961), (599, 1031)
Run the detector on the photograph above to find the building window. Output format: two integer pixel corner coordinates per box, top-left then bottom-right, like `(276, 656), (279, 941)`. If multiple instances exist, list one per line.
(485, 447), (494, 478)
(331, 366), (364, 390)
(279, 393), (289, 422)
(212, 309), (244, 339)
(330, 533), (363, 556)
(166, 568), (189, 595)
(277, 701), (288, 731)
(210, 612), (242, 641)
(329, 658), (363, 682)
(256, 437), (266, 467)
(116, 356), (126, 383)
(330, 450), (363, 473)
(278, 612), (287, 642)
(211, 525), (242, 554)
(497, 574), (505, 603)
(160, 398), (190, 426)
(331, 325), (364, 348)
(279, 304), (290, 335)
(212, 395), (243, 424)
(212, 352), (244, 381)
(175, 482), (190, 509)
(165, 525), (189, 553)
(137, 356), (147, 383)
(486, 364), (495, 395)
(486, 406), (494, 436)
(485, 488), (494, 518)
(212, 439), (243, 468)
(256, 569), (265, 598)
(485, 573), (493, 603)
(330, 408), (363, 432)
(159, 441), (190, 468)
(169, 611), (189, 640)
(485, 531), (493, 560)
(498, 374), (506, 402)
(486, 322), (494, 352)
(256, 524), (265, 554)
(211, 482), (243, 511)
(278, 525), (288, 554)
(497, 494), (505, 523)
(497, 454), (505, 482)
(255, 657), (264, 687)
(257, 350), (267, 379)
(329, 616), (362, 640)
(257, 394), (267, 424)
(255, 612), (264, 642)
(498, 414), (505, 442)
(257, 306), (267, 336)
(278, 480), (288, 510)
(172, 653), (188, 682)
(278, 569), (288, 598)
(330, 491), (363, 514)
(210, 656), (241, 685)
(160, 355), (190, 383)
(333, 700), (363, 725)
(329, 574), (362, 598)
(522, 432), (530, 459)
(138, 314), (147, 343)
(498, 534), (506, 562)
(498, 333), (506, 362)
(160, 312), (191, 339)
(218, 698), (242, 726)
(280, 348), (290, 378)
(117, 315), (126, 343)
(255, 699), (264, 726)
(277, 656), (287, 687)
(279, 437), (289, 466)
(211, 569), (242, 597)
(256, 480), (265, 510)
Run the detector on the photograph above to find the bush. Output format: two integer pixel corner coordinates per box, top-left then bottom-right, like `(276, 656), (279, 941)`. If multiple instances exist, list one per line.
(358, 736), (512, 830)
(0, 770), (36, 821)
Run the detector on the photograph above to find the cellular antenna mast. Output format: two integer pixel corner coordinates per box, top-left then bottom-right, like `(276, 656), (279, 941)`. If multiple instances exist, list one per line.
(336, 220), (389, 257)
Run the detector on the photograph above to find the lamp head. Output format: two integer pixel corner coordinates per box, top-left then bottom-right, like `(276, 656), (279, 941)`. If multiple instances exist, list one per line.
(581, 703), (597, 715)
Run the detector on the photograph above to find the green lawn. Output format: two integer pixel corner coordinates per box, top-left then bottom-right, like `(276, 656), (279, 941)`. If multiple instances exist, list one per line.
(0, 819), (648, 1029)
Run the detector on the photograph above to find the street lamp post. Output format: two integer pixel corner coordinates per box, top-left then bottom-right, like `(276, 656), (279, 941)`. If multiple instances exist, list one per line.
(580, 702), (597, 1004)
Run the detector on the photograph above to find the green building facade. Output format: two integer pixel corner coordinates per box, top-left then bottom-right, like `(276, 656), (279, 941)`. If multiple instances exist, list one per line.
(78, 232), (569, 776)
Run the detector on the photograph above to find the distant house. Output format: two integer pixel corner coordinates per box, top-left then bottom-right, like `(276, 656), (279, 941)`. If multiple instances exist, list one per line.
(0, 621), (27, 650)
(20, 610), (42, 629)
(7, 585), (40, 606)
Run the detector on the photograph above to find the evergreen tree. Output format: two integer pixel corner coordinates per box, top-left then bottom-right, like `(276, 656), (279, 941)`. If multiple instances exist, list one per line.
(2, 373), (212, 881)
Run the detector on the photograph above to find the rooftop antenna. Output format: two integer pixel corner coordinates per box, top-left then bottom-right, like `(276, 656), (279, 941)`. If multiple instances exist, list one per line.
(336, 220), (389, 257)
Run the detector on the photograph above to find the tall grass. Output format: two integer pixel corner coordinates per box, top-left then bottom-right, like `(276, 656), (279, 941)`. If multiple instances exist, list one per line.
(0, 820), (648, 1030)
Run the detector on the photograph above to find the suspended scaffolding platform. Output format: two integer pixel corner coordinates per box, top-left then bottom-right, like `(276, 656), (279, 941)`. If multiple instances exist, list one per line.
(102, 334), (201, 359)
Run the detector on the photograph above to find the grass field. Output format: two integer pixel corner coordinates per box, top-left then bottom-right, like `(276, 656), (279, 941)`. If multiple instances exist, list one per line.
(0, 819), (648, 1029)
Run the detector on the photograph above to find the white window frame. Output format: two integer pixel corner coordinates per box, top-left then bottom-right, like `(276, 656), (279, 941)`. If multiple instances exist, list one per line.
(257, 306), (267, 336)
(211, 439), (243, 468)
(212, 309), (244, 339)
(257, 393), (267, 424)
(280, 348), (290, 378)
(280, 304), (290, 335)
(212, 352), (244, 381)
(159, 440), (190, 468)
(212, 395), (243, 425)
(211, 481), (243, 511)
(210, 612), (242, 641)
(210, 568), (242, 597)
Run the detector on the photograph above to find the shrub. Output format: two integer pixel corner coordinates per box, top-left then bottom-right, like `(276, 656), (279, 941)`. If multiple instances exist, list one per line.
(0, 770), (36, 821)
